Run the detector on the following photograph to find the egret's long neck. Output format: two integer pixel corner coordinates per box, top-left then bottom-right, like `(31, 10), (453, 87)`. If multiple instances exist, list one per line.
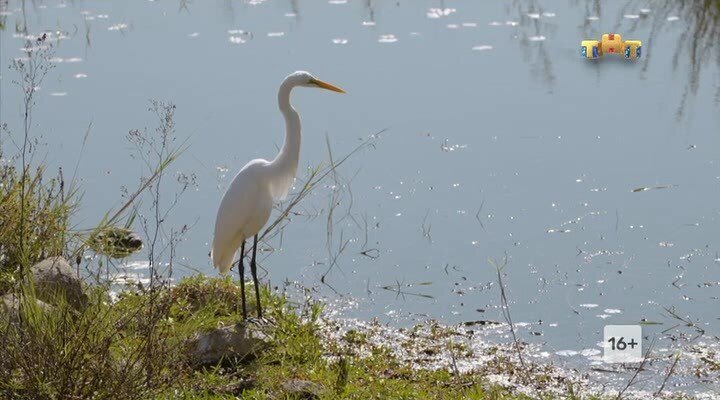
(270, 80), (301, 178)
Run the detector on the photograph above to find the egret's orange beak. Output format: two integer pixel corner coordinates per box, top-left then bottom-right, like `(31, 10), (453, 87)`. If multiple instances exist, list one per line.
(310, 78), (346, 93)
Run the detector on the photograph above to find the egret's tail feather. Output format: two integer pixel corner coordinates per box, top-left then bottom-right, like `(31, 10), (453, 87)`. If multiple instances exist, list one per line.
(211, 247), (234, 275)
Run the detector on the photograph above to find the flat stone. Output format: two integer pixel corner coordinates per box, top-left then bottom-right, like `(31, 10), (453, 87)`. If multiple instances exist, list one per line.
(29, 257), (87, 310)
(281, 379), (324, 399)
(1, 293), (54, 321)
(187, 322), (268, 367)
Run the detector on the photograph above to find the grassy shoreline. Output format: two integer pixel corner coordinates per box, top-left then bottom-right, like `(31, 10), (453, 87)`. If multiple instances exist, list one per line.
(0, 272), (586, 400)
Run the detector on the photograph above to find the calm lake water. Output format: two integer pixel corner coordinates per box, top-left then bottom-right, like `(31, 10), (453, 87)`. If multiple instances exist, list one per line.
(1, 0), (719, 393)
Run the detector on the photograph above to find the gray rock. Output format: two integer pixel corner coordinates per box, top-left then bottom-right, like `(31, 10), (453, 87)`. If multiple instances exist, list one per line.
(187, 322), (268, 366)
(29, 257), (87, 310)
(281, 379), (324, 399)
(1, 293), (54, 321)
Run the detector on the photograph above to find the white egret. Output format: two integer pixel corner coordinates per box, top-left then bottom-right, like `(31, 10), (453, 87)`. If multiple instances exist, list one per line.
(211, 71), (345, 318)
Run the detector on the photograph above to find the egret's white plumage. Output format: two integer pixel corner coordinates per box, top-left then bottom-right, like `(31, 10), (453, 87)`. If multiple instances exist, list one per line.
(211, 71), (345, 278)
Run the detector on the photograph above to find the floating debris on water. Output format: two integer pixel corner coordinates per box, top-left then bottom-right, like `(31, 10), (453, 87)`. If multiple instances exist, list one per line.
(108, 23), (128, 31)
(215, 165), (229, 179)
(632, 184), (673, 192)
(427, 8), (456, 19)
(111, 272), (151, 286)
(579, 303), (599, 308)
(556, 350), (578, 356)
(121, 260), (151, 270)
(546, 228), (571, 233)
(441, 139), (468, 151)
(581, 349), (601, 357)
(378, 34), (398, 43)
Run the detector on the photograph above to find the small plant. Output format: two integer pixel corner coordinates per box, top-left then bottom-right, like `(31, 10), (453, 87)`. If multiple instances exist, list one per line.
(0, 38), (78, 290)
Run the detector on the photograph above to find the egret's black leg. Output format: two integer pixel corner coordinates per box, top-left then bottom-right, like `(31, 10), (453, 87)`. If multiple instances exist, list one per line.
(238, 240), (248, 319)
(250, 234), (262, 318)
